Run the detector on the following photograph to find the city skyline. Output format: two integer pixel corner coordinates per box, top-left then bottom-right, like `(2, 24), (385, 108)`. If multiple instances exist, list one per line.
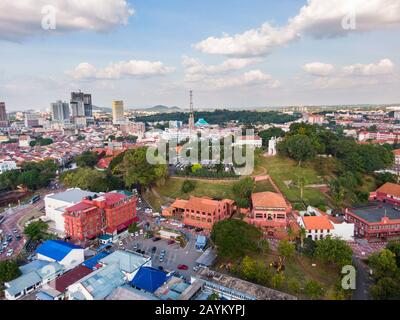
(0, 0), (400, 111)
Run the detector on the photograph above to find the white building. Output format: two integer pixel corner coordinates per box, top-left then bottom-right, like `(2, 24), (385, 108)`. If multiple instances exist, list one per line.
(44, 188), (98, 234)
(235, 135), (262, 148)
(18, 134), (31, 147)
(35, 240), (85, 271)
(297, 208), (354, 241)
(0, 160), (17, 174)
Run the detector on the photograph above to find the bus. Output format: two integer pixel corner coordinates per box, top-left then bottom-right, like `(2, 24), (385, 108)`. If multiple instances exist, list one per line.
(30, 195), (41, 204)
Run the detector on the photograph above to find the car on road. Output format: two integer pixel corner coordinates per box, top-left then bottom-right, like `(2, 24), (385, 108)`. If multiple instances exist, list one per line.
(159, 255), (164, 262)
(119, 240), (124, 246)
(178, 264), (189, 270)
(151, 246), (157, 253)
(6, 249), (14, 257)
(133, 244), (139, 250)
(13, 229), (18, 234)
(145, 208), (153, 214)
(167, 239), (175, 245)
(152, 237), (161, 242)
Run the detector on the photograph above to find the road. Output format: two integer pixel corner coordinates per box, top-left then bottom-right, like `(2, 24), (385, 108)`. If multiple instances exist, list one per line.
(0, 187), (64, 261)
(353, 257), (373, 300)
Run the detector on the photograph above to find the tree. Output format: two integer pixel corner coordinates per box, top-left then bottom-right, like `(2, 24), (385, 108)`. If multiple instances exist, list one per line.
(387, 241), (400, 268)
(280, 135), (316, 166)
(76, 151), (99, 168)
(181, 180), (196, 193)
(258, 239), (270, 254)
(240, 256), (257, 281)
(299, 228), (307, 248)
(368, 249), (398, 279)
(211, 220), (262, 260)
(258, 127), (285, 147)
(0, 260), (21, 283)
(207, 292), (220, 300)
(305, 280), (324, 299)
(24, 221), (49, 241)
(128, 222), (139, 234)
(191, 163), (202, 174)
(314, 237), (353, 267)
(232, 177), (255, 208)
(370, 277), (400, 300)
(278, 240), (295, 260)
(375, 172), (397, 188)
(115, 147), (168, 189)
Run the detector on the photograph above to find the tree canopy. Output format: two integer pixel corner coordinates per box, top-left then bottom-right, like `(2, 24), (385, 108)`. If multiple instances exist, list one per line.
(115, 147), (168, 189)
(76, 151), (99, 168)
(0, 260), (21, 283)
(211, 219), (262, 260)
(314, 237), (353, 267)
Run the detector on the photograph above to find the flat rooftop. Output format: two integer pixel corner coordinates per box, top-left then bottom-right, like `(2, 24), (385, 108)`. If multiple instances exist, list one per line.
(46, 188), (97, 203)
(350, 203), (400, 223)
(196, 269), (296, 300)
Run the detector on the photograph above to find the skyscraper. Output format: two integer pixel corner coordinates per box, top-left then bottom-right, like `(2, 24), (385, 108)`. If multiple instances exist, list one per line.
(0, 102), (6, 121)
(51, 101), (70, 123)
(0, 102), (9, 127)
(112, 100), (125, 125)
(71, 91), (92, 117)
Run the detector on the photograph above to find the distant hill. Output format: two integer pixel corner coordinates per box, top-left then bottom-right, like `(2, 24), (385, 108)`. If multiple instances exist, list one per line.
(131, 105), (182, 113)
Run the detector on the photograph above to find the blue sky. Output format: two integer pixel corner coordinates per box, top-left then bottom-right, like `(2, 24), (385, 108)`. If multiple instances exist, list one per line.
(0, 0), (399, 111)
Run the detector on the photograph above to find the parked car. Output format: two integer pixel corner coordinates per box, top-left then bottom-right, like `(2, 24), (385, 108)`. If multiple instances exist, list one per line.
(135, 232), (139, 237)
(139, 229), (143, 235)
(159, 256), (164, 262)
(12, 229), (18, 234)
(195, 227), (204, 232)
(177, 264), (189, 270)
(133, 244), (139, 250)
(6, 249), (14, 257)
(119, 240), (124, 246)
(168, 239), (175, 245)
(151, 246), (157, 253)
(152, 237), (161, 242)
(193, 265), (200, 272)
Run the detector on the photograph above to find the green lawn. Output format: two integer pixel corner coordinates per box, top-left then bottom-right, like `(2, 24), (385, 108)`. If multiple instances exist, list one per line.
(256, 156), (329, 208)
(146, 177), (238, 210)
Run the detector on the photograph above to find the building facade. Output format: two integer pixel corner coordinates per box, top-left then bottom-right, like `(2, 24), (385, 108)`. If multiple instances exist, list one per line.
(245, 192), (291, 236)
(112, 100), (125, 125)
(51, 101), (70, 123)
(163, 196), (236, 230)
(63, 192), (137, 241)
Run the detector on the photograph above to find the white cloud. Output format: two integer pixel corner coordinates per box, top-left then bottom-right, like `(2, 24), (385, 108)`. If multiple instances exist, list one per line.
(342, 58), (395, 76)
(0, 0), (134, 40)
(186, 70), (281, 90)
(182, 56), (262, 81)
(301, 58), (397, 90)
(66, 60), (175, 80)
(303, 62), (335, 76)
(194, 0), (400, 57)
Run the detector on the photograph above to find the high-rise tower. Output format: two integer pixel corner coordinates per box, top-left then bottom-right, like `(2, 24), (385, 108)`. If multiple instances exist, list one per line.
(188, 90), (195, 132)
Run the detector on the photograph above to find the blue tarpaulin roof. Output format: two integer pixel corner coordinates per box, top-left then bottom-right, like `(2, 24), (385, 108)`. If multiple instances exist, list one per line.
(130, 267), (167, 293)
(36, 240), (82, 262)
(36, 291), (54, 301)
(83, 251), (110, 270)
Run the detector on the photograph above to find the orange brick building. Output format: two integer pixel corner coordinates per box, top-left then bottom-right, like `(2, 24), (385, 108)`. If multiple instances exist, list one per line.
(63, 192), (137, 241)
(245, 192), (291, 236)
(163, 196), (236, 230)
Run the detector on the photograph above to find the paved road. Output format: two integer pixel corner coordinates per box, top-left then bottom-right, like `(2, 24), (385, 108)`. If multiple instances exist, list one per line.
(353, 257), (373, 300)
(0, 200), (44, 260)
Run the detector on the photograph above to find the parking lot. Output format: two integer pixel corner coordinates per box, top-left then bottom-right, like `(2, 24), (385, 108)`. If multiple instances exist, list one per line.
(122, 233), (203, 280)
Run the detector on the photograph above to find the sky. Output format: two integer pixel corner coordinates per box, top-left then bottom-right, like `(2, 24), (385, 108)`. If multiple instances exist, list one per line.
(0, 0), (400, 111)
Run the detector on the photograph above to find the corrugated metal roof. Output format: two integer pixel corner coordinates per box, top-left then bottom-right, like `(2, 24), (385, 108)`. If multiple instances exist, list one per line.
(36, 240), (82, 262)
(130, 267), (167, 293)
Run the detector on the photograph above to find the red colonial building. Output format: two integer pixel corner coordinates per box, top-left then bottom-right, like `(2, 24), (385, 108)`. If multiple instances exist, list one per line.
(63, 192), (137, 241)
(345, 182), (400, 241)
(245, 192), (291, 237)
(162, 196), (236, 230)
(345, 204), (400, 241)
(369, 182), (400, 205)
